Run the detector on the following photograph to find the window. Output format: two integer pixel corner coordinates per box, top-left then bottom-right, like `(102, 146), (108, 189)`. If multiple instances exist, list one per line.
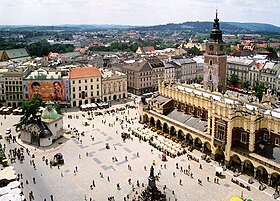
(97, 85), (99, 89)
(91, 92), (93, 96)
(85, 86), (87, 90)
(97, 78), (99, 82)
(91, 79), (93, 82)
(91, 85), (93, 90)
(217, 125), (225, 141)
(79, 86), (81, 91)
(72, 81), (75, 84)
(209, 60), (213, 65)
(85, 79), (87, 83)
(79, 80), (81, 84)
(97, 91), (99, 96)
(55, 123), (57, 127)
(263, 133), (268, 141)
(73, 94), (76, 99)
(241, 132), (246, 144)
(73, 87), (75, 92)
(275, 138), (279, 146)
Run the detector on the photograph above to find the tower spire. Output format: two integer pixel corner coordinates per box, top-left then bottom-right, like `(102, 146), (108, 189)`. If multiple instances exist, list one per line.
(216, 9), (218, 19)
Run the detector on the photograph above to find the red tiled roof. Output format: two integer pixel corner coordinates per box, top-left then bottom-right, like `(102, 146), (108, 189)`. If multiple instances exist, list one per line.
(69, 66), (101, 79)
(74, 48), (86, 53)
(256, 62), (264, 71)
(143, 46), (155, 53)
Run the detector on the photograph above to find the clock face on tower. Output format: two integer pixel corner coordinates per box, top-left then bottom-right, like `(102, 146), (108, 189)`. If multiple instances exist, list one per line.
(220, 45), (224, 51)
(209, 45), (214, 51)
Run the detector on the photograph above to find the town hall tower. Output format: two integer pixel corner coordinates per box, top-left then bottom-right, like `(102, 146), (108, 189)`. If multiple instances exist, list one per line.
(203, 10), (227, 92)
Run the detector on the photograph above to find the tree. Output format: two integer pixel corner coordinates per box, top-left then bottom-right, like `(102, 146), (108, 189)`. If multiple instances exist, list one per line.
(15, 94), (46, 130)
(187, 46), (200, 56)
(228, 74), (239, 87)
(254, 82), (265, 102)
(242, 80), (250, 91)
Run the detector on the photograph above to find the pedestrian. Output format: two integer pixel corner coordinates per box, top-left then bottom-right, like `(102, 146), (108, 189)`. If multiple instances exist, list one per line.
(61, 172), (63, 177)
(75, 166), (78, 172)
(179, 179), (182, 185)
(32, 177), (35, 184)
(200, 164), (202, 169)
(207, 176), (210, 182)
(173, 172), (176, 177)
(107, 176), (110, 182)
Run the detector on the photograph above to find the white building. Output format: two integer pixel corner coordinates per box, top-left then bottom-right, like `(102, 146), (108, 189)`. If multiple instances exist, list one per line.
(101, 69), (127, 102)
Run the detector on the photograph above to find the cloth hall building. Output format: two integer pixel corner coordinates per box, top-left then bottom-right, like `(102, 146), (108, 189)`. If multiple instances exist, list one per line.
(139, 12), (280, 188)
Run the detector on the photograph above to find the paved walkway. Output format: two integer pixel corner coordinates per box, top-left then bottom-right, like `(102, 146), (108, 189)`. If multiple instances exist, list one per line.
(0, 99), (279, 201)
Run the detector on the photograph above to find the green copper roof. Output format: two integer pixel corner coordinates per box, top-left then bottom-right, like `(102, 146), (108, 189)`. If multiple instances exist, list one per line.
(41, 104), (59, 120)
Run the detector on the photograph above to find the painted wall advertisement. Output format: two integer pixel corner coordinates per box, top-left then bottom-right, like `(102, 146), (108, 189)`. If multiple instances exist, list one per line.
(28, 80), (70, 102)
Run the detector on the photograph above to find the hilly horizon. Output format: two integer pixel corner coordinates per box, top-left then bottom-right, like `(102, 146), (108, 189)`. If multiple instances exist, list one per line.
(0, 21), (279, 33)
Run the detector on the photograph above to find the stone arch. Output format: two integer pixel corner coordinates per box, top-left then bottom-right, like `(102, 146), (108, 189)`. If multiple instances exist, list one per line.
(243, 160), (254, 177)
(230, 154), (241, 171)
(170, 126), (176, 136)
(143, 114), (149, 124)
(256, 166), (268, 184)
(12, 102), (17, 108)
(204, 141), (211, 156)
(7, 102), (11, 107)
(186, 133), (193, 145)
(214, 147), (225, 163)
(150, 117), (155, 127)
(178, 130), (184, 141)
(163, 123), (169, 134)
(194, 137), (202, 149)
(156, 119), (162, 130)
(271, 172), (280, 188)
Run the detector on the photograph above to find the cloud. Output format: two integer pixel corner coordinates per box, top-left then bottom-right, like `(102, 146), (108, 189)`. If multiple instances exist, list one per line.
(0, 0), (279, 26)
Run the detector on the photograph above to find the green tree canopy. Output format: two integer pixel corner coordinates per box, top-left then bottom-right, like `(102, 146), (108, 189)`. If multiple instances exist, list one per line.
(228, 74), (239, 87)
(15, 94), (46, 129)
(254, 82), (265, 102)
(242, 80), (250, 91)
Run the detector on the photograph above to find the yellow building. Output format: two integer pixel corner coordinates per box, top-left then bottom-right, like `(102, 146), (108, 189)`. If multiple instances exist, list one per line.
(140, 82), (280, 187)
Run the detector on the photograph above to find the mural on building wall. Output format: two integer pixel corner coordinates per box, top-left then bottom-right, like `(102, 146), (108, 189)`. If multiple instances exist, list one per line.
(28, 81), (69, 101)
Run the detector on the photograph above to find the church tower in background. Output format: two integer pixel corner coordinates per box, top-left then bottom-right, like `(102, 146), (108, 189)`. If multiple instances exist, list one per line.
(203, 10), (227, 92)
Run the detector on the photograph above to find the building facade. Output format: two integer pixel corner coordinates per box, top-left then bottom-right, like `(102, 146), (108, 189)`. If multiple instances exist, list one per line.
(101, 69), (127, 102)
(118, 60), (153, 95)
(69, 66), (102, 107)
(140, 82), (280, 187)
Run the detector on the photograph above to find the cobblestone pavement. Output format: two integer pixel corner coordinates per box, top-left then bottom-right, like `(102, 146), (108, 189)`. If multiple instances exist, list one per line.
(0, 99), (279, 201)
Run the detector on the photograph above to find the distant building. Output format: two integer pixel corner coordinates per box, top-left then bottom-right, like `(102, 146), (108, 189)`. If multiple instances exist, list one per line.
(136, 46), (156, 55)
(0, 51), (8, 62)
(4, 48), (31, 62)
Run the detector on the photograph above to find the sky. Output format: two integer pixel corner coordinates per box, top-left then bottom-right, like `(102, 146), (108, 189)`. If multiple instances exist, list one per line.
(0, 0), (279, 26)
